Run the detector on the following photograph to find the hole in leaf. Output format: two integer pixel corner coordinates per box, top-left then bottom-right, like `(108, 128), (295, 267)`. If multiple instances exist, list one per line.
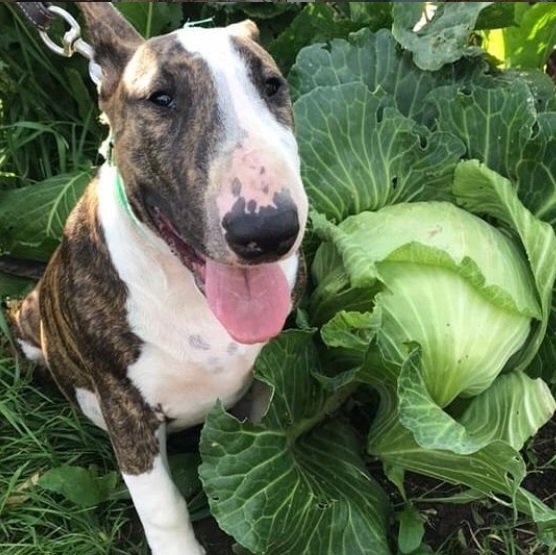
(531, 121), (541, 139)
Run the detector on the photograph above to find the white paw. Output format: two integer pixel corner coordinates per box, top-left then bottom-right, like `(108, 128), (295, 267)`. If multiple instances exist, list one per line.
(151, 538), (206, 555)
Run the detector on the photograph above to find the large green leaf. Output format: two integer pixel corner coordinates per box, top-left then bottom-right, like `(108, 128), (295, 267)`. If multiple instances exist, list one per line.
(362, 348), (556, 541)
(498, 3), (556, 70)
(513, 114), (556, 383)
(368, 384), (556, 541)
(459, 372), (556, 451)
(391, 2), (491, 71)
(289, 28), (487, 118)
(429, 81), (536, 183)
(397, 348), (503, 455)
(428, 82), (556, 225)
(38, 466), (119, 508)
(453, 161), (556, 375)
(294, 83), (464, 222)
(529, 299), (556, 385)
(0, 170), (92, 261)
(396, 348), (555, 455)
(517, 113), (556, 226)
(199, 331), (391, 555)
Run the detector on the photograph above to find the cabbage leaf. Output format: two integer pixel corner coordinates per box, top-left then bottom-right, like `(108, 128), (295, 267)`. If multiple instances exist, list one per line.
(199, 331), (390, 555)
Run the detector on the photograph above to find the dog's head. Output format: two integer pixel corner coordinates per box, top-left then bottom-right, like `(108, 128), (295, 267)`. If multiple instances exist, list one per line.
(80, 3), (307, 344)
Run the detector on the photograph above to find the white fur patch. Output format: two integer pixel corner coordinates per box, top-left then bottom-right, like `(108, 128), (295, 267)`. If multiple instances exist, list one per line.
(174, 27), (308, 247)
(122, 429), (205, 555)
(75, 388), (107, 430)
(96, 165), (298, 430)
(17, 339), (45, 364)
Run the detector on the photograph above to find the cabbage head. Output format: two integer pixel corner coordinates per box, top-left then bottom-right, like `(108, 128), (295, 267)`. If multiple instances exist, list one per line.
(312, 201), (539, 407)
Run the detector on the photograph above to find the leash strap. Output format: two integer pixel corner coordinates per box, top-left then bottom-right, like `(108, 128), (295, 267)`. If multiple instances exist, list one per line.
(15, 2), (53, 32)
(13, 2), (101, 84)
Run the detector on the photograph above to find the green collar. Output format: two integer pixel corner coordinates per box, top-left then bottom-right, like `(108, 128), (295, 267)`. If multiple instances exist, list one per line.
(113, 169), (144, 228)
(102, 135), (148, 234)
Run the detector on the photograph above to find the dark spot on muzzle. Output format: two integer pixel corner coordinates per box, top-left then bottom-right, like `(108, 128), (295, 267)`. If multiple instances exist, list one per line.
(222, 193), (299, 262)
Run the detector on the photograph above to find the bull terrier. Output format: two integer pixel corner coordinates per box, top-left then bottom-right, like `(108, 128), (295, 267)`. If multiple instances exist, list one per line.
(9, 3), (307, 554)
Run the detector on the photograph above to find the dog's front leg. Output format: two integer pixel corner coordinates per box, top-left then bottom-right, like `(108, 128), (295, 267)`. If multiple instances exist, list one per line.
(122, 430), (206, 555)
(98, 382), (206, 555)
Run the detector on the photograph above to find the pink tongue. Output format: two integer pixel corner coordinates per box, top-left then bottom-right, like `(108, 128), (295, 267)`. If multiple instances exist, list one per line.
(205, 260), (291, 345)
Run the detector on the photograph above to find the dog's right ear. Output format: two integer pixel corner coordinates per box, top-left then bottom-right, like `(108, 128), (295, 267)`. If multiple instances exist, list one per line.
(79, 2), (143, 97)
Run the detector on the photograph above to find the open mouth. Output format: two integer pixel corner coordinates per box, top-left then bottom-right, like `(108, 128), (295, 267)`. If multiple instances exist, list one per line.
(146, 204), (294, 346)
(149, 205), (207, 294)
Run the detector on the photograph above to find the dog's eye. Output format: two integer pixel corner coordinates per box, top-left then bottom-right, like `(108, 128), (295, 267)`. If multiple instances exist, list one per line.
(263, 77), (282, 98)
(148, 91), (175, 109)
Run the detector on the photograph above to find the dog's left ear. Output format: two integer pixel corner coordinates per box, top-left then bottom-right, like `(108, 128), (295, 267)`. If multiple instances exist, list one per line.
(79, 2), (144, 97)
(227, 20), (260, 43)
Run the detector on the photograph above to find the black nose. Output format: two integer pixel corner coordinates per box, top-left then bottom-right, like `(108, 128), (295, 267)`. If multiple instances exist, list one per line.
(223, 200), (300, 261)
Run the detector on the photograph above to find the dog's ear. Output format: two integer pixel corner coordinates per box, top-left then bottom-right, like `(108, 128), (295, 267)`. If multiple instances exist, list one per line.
(79, 2), (143, 97)
(227, 20), (260, 43)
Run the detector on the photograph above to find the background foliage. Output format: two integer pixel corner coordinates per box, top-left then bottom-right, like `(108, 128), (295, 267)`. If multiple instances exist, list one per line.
(1, 3), (555, 555)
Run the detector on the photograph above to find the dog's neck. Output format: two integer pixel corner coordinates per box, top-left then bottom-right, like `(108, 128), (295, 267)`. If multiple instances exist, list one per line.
(99, 133), (151, 240)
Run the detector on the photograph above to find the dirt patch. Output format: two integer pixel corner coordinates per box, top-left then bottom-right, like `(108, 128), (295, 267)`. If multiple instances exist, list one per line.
(195, 518), (236, 555)
(396, 416), (556, 554)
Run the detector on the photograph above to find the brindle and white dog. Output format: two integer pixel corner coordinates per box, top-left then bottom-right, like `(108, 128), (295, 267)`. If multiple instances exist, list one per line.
(9, 3), (307, 554)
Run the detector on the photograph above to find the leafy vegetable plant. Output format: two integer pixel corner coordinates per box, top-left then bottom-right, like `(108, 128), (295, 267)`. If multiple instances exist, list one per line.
(199, 3), (556, 554)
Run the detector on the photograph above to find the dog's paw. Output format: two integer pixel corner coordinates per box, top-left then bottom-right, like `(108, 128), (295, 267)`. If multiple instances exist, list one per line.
(185, 544), (206, 555)
(151, 540), (206, 555)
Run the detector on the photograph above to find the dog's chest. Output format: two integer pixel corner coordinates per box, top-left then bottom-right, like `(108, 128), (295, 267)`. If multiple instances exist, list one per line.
(125, 275), (261, 428)
(96, 167), (265, 428)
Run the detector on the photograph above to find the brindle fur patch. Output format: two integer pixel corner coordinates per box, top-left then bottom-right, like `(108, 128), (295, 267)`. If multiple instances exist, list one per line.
(78, 3), (143, 98)
(231, 37), (294, 129)
(292, 252), (307, 309)
(97, 374), (162, 475)
(9, 289), (41, 348)
(15, 182), (159, 474)
(104, 36), (224, 261)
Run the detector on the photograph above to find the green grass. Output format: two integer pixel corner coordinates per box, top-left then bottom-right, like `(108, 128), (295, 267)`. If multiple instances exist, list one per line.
(432, 509), (555, 555)
(0, 348), (148, 555)
(0, 343), (225, 555)
(2, 342), (555, 555)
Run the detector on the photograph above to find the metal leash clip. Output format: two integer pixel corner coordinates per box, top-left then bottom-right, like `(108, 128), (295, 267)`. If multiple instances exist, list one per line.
(38, 5), (102, 86)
